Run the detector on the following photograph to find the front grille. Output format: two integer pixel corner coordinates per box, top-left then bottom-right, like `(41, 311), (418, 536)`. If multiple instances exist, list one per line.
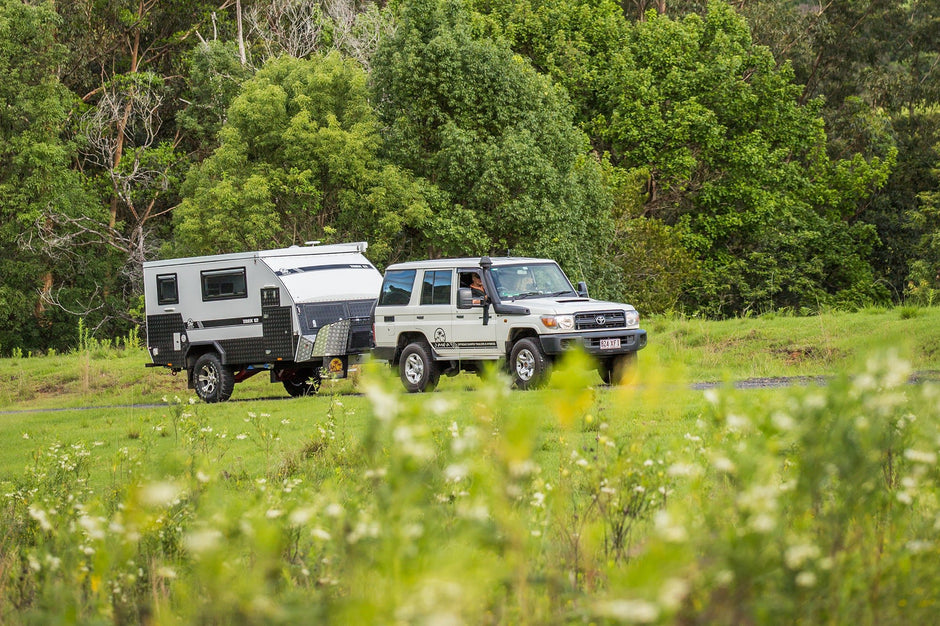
(575, 311), (626, 331)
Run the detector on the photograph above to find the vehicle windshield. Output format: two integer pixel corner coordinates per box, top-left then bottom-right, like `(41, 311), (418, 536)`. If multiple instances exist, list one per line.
(489, 263), (577, 300)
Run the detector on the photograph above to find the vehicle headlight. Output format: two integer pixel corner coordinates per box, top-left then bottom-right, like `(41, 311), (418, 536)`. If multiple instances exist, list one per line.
(541, 314), (575, 330)
(624, 310), (639, 327)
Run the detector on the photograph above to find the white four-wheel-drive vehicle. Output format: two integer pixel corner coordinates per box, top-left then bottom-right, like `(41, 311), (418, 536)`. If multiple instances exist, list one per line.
(372, 256), (647, 391)
(143, 242), (382, 402)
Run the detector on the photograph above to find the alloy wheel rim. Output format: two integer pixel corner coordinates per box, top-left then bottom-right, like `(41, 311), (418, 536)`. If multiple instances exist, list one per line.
(516, 350), (535, 380)
(405, 353), (424, 384)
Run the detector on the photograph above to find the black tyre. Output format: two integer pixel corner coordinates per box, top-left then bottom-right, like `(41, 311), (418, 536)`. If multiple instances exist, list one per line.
(399, 341), (439, 393)
(193, 352), (235, 403)
(598, 353), (637, 385)
(511, 337), (550, 389)
(282, 369), (321, 397)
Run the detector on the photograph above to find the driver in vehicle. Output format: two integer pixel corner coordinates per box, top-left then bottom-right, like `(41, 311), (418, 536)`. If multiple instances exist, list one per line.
(469, 273), (486, 305)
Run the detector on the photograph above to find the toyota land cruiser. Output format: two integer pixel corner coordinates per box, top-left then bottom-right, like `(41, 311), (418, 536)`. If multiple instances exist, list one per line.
(372, 256), (647, 391)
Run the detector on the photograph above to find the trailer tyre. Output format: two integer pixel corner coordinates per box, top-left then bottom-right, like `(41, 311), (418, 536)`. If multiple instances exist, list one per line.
(193, 353), (235, 403)
(399, 341), (439, 393)
(511, 337), (551, 390)
(282, 369), (321, 397)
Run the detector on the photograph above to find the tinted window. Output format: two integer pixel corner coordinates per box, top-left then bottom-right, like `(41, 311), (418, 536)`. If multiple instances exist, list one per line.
(156, 274), (178, 305)
(378, 270), (416, 306)
(420, 270), (452, 305)
(201, 267), (247, 301)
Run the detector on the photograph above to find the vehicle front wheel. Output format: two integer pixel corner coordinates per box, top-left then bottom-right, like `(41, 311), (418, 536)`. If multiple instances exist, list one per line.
(282, 369), (321, 397)
(511, 337), (550, 389)
(399, 341), (440, 393)
(598, 353), (637, 385)
(193, 352), (235, 403)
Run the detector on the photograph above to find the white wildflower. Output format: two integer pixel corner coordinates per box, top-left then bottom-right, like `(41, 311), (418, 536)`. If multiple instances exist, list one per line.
(184, 528), (223, 554)
(795, 571), (817, 588)
(444, 464), (468, 483)
(78, 515), (106, 540)
(904, 449), (937, 465)
(28, 506), (52, 532)
(658, 578), (690, 611)
(655, 511), (688, 543)
(311, 528), (332, 541)
(712, 456), (736, 473)
(785, 543), (820, 569)
(594, 599), (660, 623)
(140, 481), (181, 508)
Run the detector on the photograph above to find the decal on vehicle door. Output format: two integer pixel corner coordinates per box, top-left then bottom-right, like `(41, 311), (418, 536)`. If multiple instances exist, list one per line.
(432, 328), (456, 350)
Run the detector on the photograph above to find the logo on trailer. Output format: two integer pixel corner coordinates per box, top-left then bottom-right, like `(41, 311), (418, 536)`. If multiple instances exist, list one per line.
(328, 358), (344, 374)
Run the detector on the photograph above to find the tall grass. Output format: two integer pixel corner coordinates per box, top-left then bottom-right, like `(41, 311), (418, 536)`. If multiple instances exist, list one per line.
(2, 348), (939, 623)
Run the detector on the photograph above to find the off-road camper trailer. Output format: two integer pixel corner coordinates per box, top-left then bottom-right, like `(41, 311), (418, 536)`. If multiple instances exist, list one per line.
(143, 242), (382, 402)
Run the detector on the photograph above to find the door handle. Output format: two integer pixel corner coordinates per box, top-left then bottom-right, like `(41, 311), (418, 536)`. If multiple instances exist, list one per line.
(164, 307), (176, 312)
(416, 315), (424, 319)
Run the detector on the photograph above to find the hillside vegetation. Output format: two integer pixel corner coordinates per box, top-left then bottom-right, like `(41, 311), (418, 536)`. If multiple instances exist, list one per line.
(3, 0), (940, 355)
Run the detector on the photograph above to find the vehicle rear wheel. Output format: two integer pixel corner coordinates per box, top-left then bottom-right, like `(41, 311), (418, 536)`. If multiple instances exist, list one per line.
(193, 352), (235, 403)
(511, 337), (550, 389)
(282, 369), (321, 397)
(399, 341), (439, 393)
(598, 353), (637, 385)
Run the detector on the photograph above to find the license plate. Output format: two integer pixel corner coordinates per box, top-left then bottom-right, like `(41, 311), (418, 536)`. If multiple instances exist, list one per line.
(600, 338), (621, 350)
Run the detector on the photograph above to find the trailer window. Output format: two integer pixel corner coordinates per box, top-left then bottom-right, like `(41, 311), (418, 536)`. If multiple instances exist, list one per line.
(201, 267), (248, 301)
(156, 274), (178, 305)
(378, 270), (416, 306)
(420, 270), (452, 305)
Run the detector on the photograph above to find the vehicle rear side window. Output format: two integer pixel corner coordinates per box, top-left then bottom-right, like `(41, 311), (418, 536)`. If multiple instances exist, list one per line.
(378, 270), (416, 306)
(420, 270), (452, 305)
(156, 274), (178, 305)
(201, 267), (247, 301)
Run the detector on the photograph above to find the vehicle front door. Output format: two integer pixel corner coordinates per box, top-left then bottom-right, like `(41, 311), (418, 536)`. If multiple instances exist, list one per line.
(453, 269), (501, 362)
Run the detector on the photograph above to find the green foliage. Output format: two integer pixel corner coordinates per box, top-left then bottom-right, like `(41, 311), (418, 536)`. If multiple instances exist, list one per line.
(173, 52), (428, 265)
(372, 0), (614, 275)
(176, 40), (254, 158)
(0, 0), (108, 354)
(596, 4), (893, 315)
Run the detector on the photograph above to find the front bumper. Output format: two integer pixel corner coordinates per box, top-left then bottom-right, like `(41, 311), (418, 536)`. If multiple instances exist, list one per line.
(539, 329), (647, 356)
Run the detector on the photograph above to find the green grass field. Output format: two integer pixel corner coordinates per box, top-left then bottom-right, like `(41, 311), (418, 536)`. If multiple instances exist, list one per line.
(1, 307), (939, 623)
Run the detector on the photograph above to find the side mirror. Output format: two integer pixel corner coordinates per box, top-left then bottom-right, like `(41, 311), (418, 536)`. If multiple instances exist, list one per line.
(457, 287), (474, 309)
(577, 281), (589, 298)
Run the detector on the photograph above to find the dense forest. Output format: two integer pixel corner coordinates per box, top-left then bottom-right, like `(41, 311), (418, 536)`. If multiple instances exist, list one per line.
(1, 0), (938, 354)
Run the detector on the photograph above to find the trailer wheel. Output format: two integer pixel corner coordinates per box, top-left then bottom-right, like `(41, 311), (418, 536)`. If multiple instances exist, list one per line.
(193, 353), (235, 403)
(399, 341), (439, 393)
(511, 337), (551, 390)
(282, 369), (321, 397)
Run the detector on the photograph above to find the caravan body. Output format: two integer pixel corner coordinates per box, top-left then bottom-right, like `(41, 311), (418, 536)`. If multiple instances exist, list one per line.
(143, 242), (382, 402)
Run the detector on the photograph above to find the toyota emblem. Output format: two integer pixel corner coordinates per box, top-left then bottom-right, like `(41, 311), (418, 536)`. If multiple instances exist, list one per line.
(595, 315), (606, 326)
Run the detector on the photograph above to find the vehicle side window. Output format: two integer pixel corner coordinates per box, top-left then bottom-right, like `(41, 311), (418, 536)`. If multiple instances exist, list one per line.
(156, 274), (178, 305)
(201, 267), (247, 301)
(420, 270), (452, 305)
(378, 270), (416, 306)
